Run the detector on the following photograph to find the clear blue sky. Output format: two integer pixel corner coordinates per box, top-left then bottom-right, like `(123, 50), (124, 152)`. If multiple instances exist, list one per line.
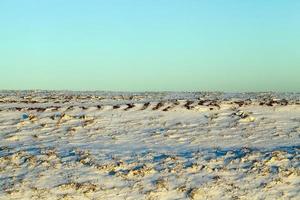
(0, 0), (299, 92)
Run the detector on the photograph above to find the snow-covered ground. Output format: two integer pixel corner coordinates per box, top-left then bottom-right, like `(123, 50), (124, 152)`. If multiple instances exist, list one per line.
(0, 91), (299, 199)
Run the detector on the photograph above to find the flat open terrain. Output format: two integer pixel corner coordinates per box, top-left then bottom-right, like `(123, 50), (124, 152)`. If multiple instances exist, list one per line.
(0, 91), (299, 200)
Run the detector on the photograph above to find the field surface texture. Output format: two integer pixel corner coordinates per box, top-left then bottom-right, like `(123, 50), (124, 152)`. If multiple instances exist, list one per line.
(0, 91), (299, 200)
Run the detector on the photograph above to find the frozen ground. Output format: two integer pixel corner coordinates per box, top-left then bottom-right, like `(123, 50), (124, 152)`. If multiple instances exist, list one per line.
(0, 91), (299, 200)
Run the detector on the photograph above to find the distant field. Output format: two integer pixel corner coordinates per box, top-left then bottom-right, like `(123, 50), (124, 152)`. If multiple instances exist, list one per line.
(0, 91), (299, 199)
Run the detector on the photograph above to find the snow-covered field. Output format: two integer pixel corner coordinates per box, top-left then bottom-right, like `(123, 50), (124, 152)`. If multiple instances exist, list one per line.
(0, 91), (299, 200)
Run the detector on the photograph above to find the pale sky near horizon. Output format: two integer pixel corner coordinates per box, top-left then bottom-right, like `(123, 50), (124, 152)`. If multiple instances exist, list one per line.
(0, 0), (299, 92)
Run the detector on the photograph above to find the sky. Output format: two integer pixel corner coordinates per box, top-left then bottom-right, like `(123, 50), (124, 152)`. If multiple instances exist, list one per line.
(0, 0), (299, 92)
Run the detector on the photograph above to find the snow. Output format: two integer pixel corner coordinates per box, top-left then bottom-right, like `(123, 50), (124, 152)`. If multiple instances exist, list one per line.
(0, 91), (299, 199)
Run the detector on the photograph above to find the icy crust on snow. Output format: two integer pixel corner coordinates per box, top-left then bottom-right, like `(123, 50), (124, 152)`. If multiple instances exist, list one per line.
(0, 91), (299, 199)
